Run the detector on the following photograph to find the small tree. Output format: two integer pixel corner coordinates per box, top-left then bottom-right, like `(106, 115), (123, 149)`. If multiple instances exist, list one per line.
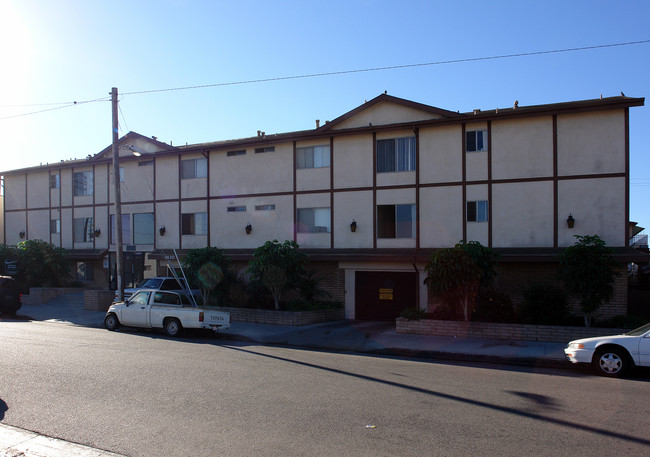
(12, 240), (70, 292)
(182, 247), (231, 305)
(458, 240), (498, 291)
(424, 245), (481, 321)
(262, 265), (287, 310)
(558, 235), (620, 327)
(248, 240), (308, 310)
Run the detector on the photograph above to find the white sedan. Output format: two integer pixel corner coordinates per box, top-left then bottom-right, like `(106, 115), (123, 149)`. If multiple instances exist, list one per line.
(564, 323), (650, 377)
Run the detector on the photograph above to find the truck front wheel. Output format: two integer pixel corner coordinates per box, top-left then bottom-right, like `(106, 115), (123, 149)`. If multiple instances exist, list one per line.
(164, 318), (182, 337)
(104, 313), (120, 331)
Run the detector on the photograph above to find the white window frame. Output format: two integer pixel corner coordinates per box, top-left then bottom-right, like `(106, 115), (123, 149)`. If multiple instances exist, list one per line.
(181, 212), (208, 235)
(297, 145), (330, 169)
(466, 129), (488, 152)
(297, 207), (331, 233)
(181, 158), (208, 179)
(467, 200), (489, 222)
(377, 204), (415, 239)
(73, 171), (93, 196)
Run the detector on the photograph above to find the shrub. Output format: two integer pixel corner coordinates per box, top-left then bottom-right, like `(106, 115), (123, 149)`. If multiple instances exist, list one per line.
(400, 307), (427, 321)
(519, 283), (571, 325)
(472, 289), (516, 323)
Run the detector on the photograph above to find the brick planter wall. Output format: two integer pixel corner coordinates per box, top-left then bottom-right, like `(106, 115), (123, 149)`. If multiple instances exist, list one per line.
(22, 288), (83, 306)
(215, 306), (345, 326)
(396, 317), (626, 343)
(83, 290), (115, 311)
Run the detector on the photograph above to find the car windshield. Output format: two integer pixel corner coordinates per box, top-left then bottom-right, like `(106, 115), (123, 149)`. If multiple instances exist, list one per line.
(139, 278), (163, 289)
(625, 322), (650, 336)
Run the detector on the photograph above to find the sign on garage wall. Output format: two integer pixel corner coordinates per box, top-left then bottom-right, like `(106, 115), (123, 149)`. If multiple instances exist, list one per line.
(379, 288), (393, 300)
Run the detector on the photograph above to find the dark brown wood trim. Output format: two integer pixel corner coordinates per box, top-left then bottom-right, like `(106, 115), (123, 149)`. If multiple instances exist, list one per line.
(487, 121), (492, 248)
(153, 158), (158, 250)
(414, 128), (420, 248)
(553, 115), (558, 247)
(178, 155), (182, 249)
(372, 132), (377, 249)
(462, 124), (467, 242)
(24, 174), (28, 239)
(206, 150), (211, 247)
(293, 141), (297, 242)
(625, 108), (630, 247)
(329, 137), (334, 248)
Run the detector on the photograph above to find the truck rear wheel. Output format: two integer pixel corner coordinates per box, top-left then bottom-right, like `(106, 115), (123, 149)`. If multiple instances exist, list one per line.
(164, 318), (182, 337)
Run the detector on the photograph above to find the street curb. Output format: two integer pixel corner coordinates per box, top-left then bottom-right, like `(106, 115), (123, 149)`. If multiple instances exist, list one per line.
(223, 332), (571, 370)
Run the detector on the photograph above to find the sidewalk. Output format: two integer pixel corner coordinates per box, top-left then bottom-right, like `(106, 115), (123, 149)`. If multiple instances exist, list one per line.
(12, 300), (570, 368)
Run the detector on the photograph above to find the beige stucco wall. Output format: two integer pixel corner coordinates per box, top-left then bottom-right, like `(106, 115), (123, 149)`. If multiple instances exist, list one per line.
(155, 201), (179, 249)
(333, 191), (373, 248)
(419, 186), (463, 248)
(465, 122), (488, 182)
(120, 160), (155, 203)
(557, 110), (626, 176)
(492, 181), (555, 247)
(558, 176), (625, 246)
(333, 134), (373, 189)
(210, 195), (294, 249)
(332, 101), (441, 130)
(155, 156), (179, 200)
(4, 175), (25, 211)
(26, 171), (50, 208)
(419, 125), (462, 184)
(4, 211), (26, 245)
(210, 143), (294, 196)
(492, 116), (554, 180)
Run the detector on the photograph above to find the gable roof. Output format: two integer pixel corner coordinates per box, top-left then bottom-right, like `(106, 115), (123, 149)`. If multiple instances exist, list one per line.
(316, 93), (462, 132)
(93, 131), (177, 160)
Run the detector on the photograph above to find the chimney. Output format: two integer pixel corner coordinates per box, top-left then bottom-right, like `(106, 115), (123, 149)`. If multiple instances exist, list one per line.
(315, 119), (320, 128)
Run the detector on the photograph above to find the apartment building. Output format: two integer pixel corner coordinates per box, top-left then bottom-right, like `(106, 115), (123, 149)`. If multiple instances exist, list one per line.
(1, 94), (644, 320)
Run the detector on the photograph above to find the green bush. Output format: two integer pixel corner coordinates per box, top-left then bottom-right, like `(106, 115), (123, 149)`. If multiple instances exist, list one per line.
(472, 289), (516, 323)
(400, 307), (427, 321)
(519, 283), (572, 325)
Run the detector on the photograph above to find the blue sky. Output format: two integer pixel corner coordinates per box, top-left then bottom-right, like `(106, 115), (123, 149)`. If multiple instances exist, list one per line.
(1, 0), (649, 230)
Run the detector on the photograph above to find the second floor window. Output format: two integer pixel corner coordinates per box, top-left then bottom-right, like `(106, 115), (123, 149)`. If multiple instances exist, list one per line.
(49, 174), (60, 189)
(377, 137), (416, 173)
(181, 158), (207, 179)
(73, 171), (93, 196)
(466, 129), (488, 152)
(297, 145), (330, 169)
(73, 217), (94, 242)
(50, 219), (60, 234)
(182, 212), (208, 235)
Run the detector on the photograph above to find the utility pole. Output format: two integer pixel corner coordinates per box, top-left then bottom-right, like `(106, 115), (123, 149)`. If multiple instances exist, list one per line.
(111, 87), (124, 301)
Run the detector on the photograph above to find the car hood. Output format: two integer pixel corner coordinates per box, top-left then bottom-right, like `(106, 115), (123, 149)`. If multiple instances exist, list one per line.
(568, 333), (634, 347)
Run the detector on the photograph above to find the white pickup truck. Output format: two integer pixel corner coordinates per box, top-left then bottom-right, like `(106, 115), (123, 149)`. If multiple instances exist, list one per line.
(104, 289), (231, 337)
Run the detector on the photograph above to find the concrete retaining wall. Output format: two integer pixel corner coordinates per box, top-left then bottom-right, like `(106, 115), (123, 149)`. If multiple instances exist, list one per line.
(396, 318), (626, 343)
(215, 306), (345, 326)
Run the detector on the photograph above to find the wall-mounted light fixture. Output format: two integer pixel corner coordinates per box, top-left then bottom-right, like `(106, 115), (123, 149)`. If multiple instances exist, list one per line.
(245, 223), (252, 235)
(350, 220), (357, 232)
(159, 226), (166, 236)
(19, 230), (25, 239)
(567, 214), (575, 229)
(94, 228), (101, 238)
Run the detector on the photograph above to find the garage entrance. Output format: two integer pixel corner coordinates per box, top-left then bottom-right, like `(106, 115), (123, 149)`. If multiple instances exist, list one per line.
(355, 271), (417, 321)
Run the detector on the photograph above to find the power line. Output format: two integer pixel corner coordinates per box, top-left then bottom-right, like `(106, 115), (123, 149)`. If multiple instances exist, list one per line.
(2, 39), (649, 119)
(121, 39), (650, 96)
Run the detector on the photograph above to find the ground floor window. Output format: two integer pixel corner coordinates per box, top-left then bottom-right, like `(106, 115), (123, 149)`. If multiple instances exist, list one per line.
(377, 204), (415, 238)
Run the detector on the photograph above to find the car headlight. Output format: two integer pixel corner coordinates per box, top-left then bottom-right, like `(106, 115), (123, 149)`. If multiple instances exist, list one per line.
(568, 343), (585, 349)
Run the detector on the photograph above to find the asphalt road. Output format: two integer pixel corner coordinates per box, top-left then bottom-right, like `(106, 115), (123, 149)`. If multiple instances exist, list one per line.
(1, 320), (650, 457)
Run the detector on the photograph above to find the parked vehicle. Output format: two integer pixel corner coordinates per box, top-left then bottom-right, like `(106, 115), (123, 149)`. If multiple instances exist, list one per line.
(564, 323), (650, 377)
(105, 289), (230, 337)
(116, 276), (200, 301)
(0, 276), (22, 315)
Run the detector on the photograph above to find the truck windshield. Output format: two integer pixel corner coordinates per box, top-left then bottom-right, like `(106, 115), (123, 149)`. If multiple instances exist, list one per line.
(139, 279), (163, 289)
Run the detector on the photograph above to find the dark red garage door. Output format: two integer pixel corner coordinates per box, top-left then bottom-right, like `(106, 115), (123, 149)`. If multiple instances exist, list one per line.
(355, 271), (417, 321)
